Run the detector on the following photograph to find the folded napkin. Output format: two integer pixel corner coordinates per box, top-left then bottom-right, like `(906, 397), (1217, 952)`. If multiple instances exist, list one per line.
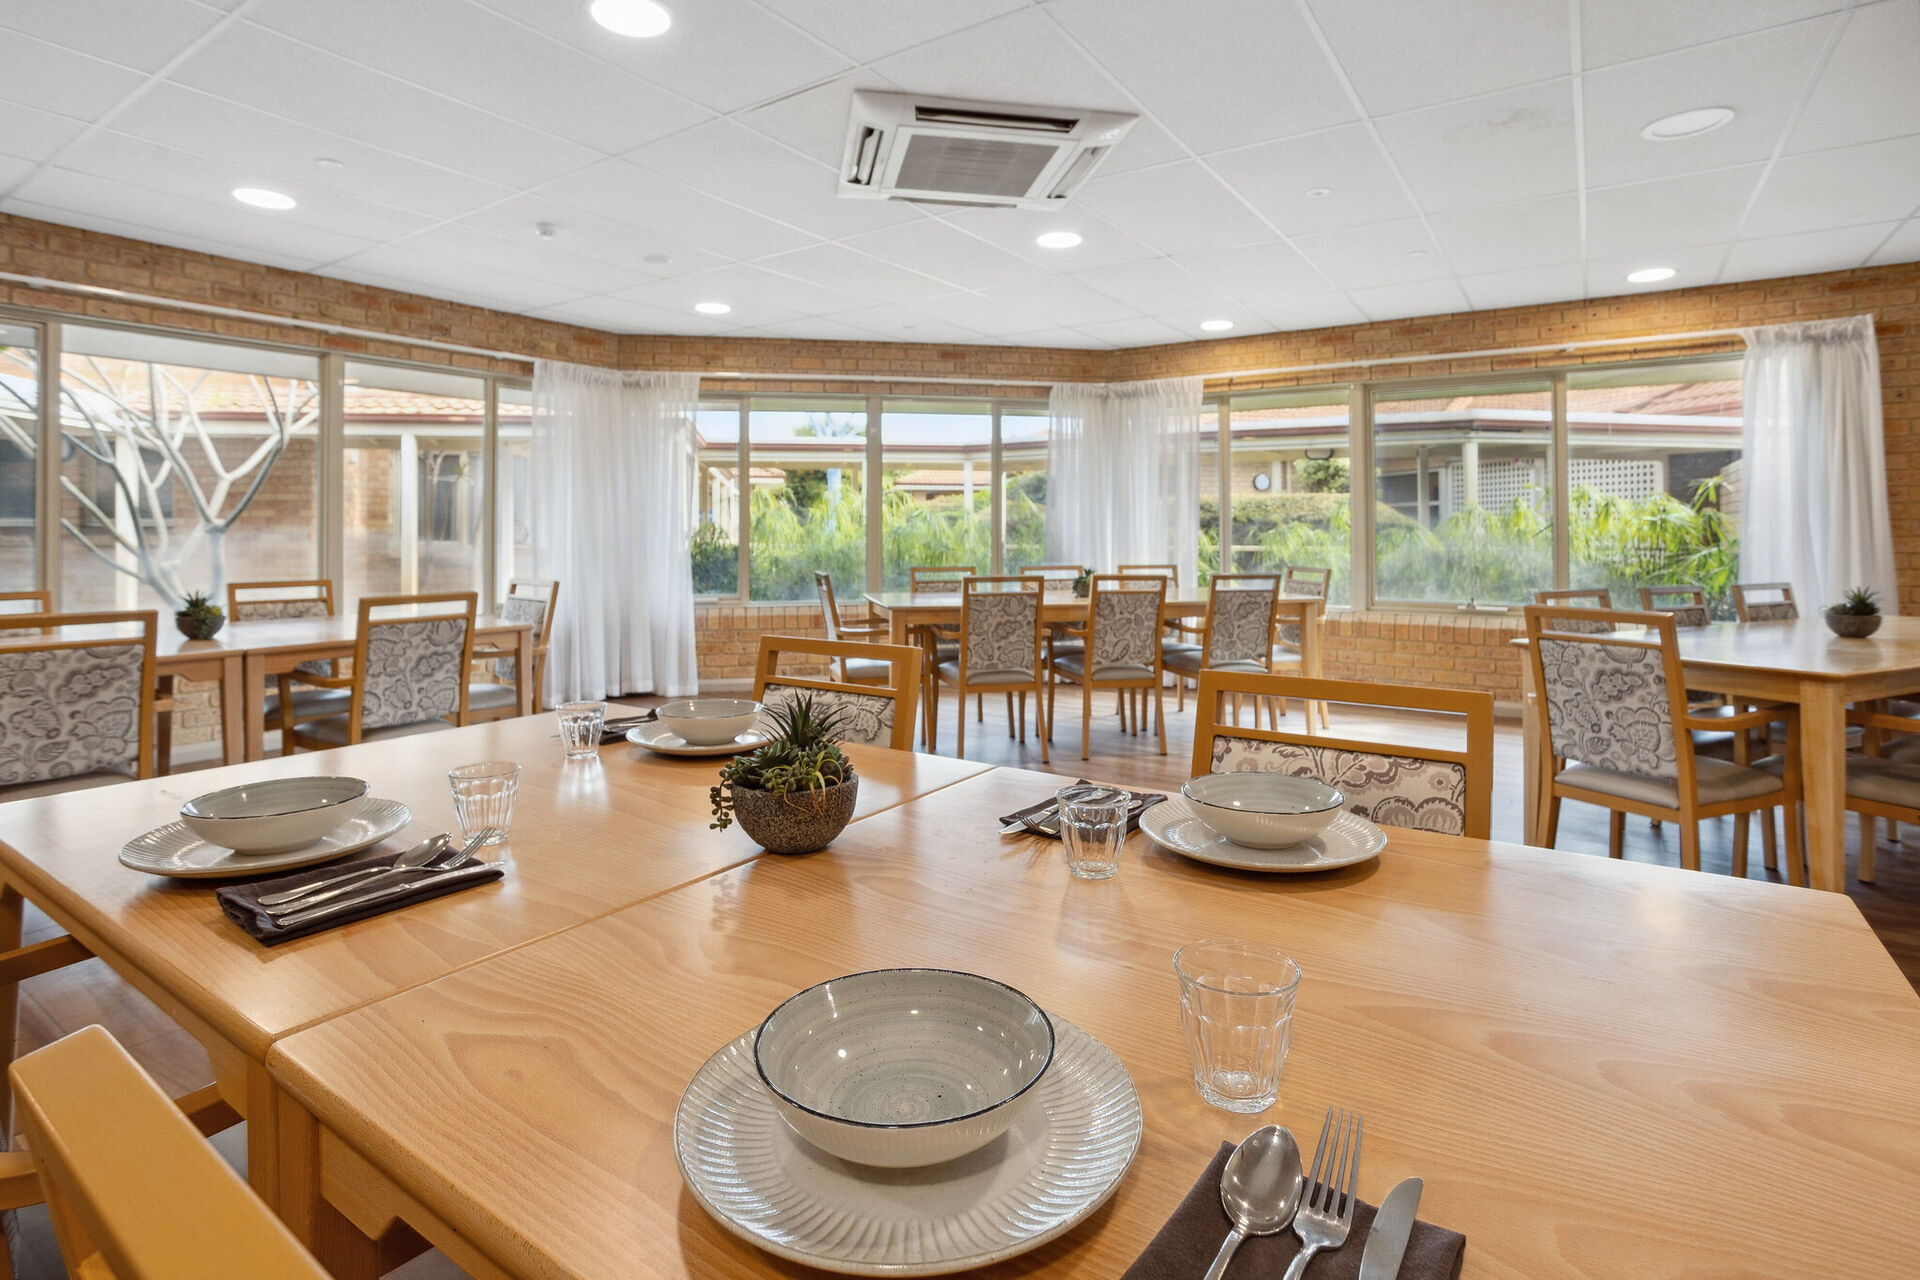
(215, 850), (503, 947)
(998, 779), (1166, 838)
(1123, 1142), (1465, 1280)
(598, 711), (657, 745)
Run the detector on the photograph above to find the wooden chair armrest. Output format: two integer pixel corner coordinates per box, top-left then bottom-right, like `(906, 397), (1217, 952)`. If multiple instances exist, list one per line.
(840, 622), (890, 638)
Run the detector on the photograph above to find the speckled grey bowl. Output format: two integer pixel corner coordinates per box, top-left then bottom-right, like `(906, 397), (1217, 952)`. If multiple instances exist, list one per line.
(1825, 611), (1882, 638)
(754, 968), (1055, 1168)
(729, 776), (858, 854)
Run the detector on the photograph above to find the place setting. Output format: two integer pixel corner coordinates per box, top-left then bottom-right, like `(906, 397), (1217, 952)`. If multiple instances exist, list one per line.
(1141, 775), (1387, 875)
(624, 698), (774, 757)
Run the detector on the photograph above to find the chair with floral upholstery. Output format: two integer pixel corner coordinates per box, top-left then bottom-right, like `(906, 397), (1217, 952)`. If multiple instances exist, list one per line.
(0, 610), (158, 794)
(1638, 585), (1712, 628)
(1048, 574), (1167, 761)
(935, 576), (1048, 762)
(1533, 588), (1616, 629)
(286, 593), (476, 749)
(1526, 604), (1803, 877)
(468, 579), (561, 722)
(1163, 573), (1278, 723)
(907, 566), (973, 744)
(1732, 582), (1798, 623)
(751, 634), (923, 752)
(1191, 668), (1493, 838)
(1267, 566), (1333, 728)
(228, 579), (341, 754)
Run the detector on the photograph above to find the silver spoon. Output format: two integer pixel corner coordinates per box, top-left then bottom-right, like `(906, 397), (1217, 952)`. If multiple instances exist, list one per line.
(256, 834), (450, 907)
(263, 832), (479, 915)
(1202, 1124), (1304, 1280)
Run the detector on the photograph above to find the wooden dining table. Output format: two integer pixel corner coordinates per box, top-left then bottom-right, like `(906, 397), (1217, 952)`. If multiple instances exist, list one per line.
(264, 764), (1920, 1280)
(1518, 616), (1920, 892)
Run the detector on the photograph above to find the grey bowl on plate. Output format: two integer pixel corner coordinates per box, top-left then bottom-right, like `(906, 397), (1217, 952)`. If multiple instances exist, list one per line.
(656, 698), (763, 746)
(178, 776), (370, 854)
(1180, 773), (1345, 848)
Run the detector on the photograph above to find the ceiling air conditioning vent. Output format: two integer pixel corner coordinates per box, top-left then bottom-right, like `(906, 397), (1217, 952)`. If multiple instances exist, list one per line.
(840, 91), (1135, 210)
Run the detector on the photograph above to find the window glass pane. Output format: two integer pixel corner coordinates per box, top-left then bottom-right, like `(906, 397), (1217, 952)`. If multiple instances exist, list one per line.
(692, 402), (741, 597)
(748, 398), (866, 602)
(1000, 405), (1048, 572)
(1567, 357), (1743, 616)
(0, 324), (38, 590)
(1198, 404), (1220, 587)
(343, 361), (486, 607)
(495, 384), (533, 603)
(58, 326), (320, 610)
(1226, 390), (1351, 604)
(1373, 380), (1553, 606)
(880, 399), (991, 590)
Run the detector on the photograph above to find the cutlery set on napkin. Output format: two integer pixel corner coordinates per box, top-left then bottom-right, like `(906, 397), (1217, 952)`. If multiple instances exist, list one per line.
(216, 829), (504, 945)
(998, 781), (1166, 836)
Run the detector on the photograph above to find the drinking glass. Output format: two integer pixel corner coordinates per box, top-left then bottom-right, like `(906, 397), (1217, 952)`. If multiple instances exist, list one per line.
(558, 701), (606, 758)
(1056, 784), (1130, 880)
(448, 761), (520, 850)
(1174, 939), (1302, 1113)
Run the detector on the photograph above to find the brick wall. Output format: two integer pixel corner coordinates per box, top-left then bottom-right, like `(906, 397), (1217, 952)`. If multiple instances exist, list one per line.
(1320, 612), (1526, 705)
(695, 603), (838, 686)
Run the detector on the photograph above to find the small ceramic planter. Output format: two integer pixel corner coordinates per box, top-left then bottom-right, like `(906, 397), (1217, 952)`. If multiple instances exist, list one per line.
(1825, 611), (1882, 638)
(176, 611), (224, 640)
(729, 776), (859, 854)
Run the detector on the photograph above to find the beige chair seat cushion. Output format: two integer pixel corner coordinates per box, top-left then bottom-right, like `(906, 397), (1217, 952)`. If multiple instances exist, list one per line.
(1556, 758), (1783, 808)
(263, 687), (351, 720)
(1162, 647), (1265, 675)
(1886, 736), (1920, 764)
(298, 714), (456, 747)
(1843, 756), (1920, 808)
(935, 660), (1033, 687)
(465, 682), (520, 711)
(1049, 637), (1086, 656)
(842, 657), (892, 684)
(1049, 653), (1155, 681)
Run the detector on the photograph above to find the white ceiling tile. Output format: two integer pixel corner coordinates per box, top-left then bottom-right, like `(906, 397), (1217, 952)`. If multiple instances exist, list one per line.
(753, 0), (1026, 63)
(1376, 80), (1577, 215)
(0, 103), (88, 164)
(523, 294), (697, 334)
(1073, 316), (1191, 347)
(1586, 165), (1763, 257)
(458, 196), (730, 276)
(1582, 20), (1833, 188)
(168, 22), (601, 187)
(1049, 0), (1358, 153)
(1585, 244), (1728, 294)
(1205, 125), (1412, 236)
(1866, 219), (1920, 267)
(1457, 263), (1587, 310)
(995, 326), (1110, 349)
(0, 0), (224, 74)
(1172, 240), (1332, 305)
(759, 243), (954, 304)
(1085, 119), (1191, 176)
(536, 160), (820, 258)
(1788, 0), (1920, 155)
(928, 206), (1159, 272)
(1151, 311), (1266, 341)
(1305, 0), (1569, 116)
(1348, 279), (1471, 322)
(247, 0), (712, 155)
(2, 196), (328, 271)
(735, 316), (897, 343)
(1428, 196), (1581, 274)
(739, 75), (900, 171)
(1721, 222), (1898, 282)
(1070, 257), (1236, 316)
(625, 119), (919, 239)
(976, 277), (1139, 328)
(1077, 160), (1274, 256)
(0, 156), (36, 191)
(1580, 0), (1845, 69)
(840, 220), (1038, 292)
(613, 265), (869, 318)
(871, 8), (1128, 114)
(825, 304), (983, 342)
(1742, 136), (1920, 239)
(906, 291), (1054, 334)
(383, 223), (661, 295)
(1290, 218), (1449, 290)
(323, 248), (587, 311)
(1251, 294), (1369, 332)
(0, 31), (144, 120)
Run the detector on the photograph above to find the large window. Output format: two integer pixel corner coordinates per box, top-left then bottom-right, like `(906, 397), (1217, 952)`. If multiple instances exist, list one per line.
(692, 401), (744, 598)
(880, 400), (991, 589)
(747, 398), (867, 603)
(0, 324), (38, 590)
(1224, 390), (1351, 603)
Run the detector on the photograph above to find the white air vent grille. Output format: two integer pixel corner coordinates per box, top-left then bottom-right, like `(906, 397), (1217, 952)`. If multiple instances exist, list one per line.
(894, 136), (1058, 199)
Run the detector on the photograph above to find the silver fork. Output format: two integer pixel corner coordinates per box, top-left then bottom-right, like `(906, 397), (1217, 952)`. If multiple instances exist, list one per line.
(1282, 1106), (1362, 1280)
(264, 830), (493, 916)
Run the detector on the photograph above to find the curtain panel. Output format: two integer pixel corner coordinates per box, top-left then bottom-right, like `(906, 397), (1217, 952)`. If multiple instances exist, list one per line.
(1738, 314), (1896, 614)
(531, 362), (701, 701)
(1043, 376), (1205, 587)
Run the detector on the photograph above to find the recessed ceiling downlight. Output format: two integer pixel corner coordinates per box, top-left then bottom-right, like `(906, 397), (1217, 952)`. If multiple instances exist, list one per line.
(590, 0), (671, 38)
(1641, 108), (1735, 141)
(232, 187), (296, 210)
(1200, 319), (1234, 332)
(1035, 231), (1082, 249)
(1627, 267), (1677, 284)
(694, 301), (731, 315)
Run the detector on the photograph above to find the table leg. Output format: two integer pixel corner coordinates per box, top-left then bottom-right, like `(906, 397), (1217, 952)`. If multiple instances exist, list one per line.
(243, 654), (269, 762)
(514, 629), (533, 718)
(274, 1083), (384, 1280)
(219, 653), (246, 767)
(1799, 679), (1847, 892)
(886, 607), (906, 647)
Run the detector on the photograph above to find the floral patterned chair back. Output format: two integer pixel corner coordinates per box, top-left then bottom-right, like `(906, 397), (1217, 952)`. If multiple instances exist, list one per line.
(961, 578), (1044, 682)
(1527, 605), (1690, 782)
(353, 594), (476, 733)
(1202, 575), (1279, 669)
(1118, 564), (1179, 587)
(1086, 575), (1166, 678)
(1190, 669), (1493, 839)
(1532, 589), (1616, 634)
(228, 580), (337, 676)
(1732, 582), (1798, 623)
(909, 566), (974, 595)
(1275, 567), (1330, 647)
(751, 635), (923, 752)
(0, 611), (157, 787)
(492, 580), (557, 683)
(1638, 585), (1711, 629)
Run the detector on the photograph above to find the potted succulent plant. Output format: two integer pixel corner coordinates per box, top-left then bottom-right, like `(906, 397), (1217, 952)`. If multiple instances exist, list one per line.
(1825, 586), (1883, 638)
(1072, 567), (1095, 598)
(175, 591), (225, 640)
(709, 694), (859, 854)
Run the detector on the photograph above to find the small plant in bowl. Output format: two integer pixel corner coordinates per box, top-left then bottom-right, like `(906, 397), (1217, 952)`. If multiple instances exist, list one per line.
(175, 591), (225, 640)
(1071, 567), (1095, 598)
(1825, 586), (1883, 638)
(710, 694), (859, 854)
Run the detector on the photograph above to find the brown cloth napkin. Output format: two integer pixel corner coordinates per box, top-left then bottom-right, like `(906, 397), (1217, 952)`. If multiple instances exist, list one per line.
(215, 850), (503, 947)
(998, 779), (1166, 838)
(598, 711), (657, 745)
(1122, 1141), (1465, 1280)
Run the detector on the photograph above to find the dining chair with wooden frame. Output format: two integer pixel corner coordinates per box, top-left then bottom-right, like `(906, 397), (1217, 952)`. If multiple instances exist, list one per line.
(906, 566), (973, 743)
(1047, 574), (1168, 761)
(1841, 702), (1920, 882)
(814, 572), (888, 668)
(1267, 566), (1333, 728)
(227, 578), (341, 754)
(1638, 584), (1712, 627)
(0, 611), (158, 793)
(1525, 604), (1803, 878)
(935, 576), (1048, 763)
(1162, 572), (1278, 720)
(751, 634), (923, 752)
(1118, 563), (1184, 722)
(10, 1025), (328, 1280)
(6, 599), (176, 778)
(1732, 582), (1798, 622)
(1191, 669), (1495, 840)
(0, 591), (51, 615)
(285, 592), (477, 749)
(469, 578), (561, 722)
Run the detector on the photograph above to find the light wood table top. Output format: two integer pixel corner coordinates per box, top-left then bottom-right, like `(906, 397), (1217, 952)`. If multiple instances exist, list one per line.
(269, 765), (1920, 1279)
(865, 588), (1212, 620)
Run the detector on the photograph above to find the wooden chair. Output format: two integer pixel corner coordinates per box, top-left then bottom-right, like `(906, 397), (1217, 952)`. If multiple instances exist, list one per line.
(814, 571), (887, 681)
(1118, 563), (1178, 586)
(752, 634), (923, 752)
(0, 591), (51, 615)
(1732, 582), (1798, 622)
(906, 566), (972, 744)
(1638, 585), (1711, 627)
(286, 592), (476, 749)
(1017, 564), (1083, 585)
(10, 1025), (327, 1280)
(469, 578), (560, 722)
(1163, 573), (1278, 723)
(1191, 669), (1494, 840)
(227, 579), (340, 754)
(1843, 703), (1920, 882)
(1047, 574), (1167, 761)
(934, 576), (1048, 762)
(0, 611), (158, 793)
(1526, 604), (1803, 878)
(1270, 566), (1333, 728)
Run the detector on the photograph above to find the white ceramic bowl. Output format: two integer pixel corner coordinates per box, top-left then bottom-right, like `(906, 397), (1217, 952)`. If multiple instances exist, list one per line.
(1180, 773), (1345, 849)
(178, 777), (370, 855)
(754, 968), (1055, 1169)
(657, 698), (763, 746)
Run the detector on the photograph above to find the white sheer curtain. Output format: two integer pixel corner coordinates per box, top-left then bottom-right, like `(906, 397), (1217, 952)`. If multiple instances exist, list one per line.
(531, 362), (701, 700)
(1739, 315), (1896, 613)
(1044, 376), (1204, 585)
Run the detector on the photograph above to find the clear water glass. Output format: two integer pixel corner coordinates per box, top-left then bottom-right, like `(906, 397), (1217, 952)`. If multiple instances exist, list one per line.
(557, 701), (606, 758)
(1174, 939), (1302, 1113)
(448, 760), (519, 849)
(1056, 784), (1130, 880)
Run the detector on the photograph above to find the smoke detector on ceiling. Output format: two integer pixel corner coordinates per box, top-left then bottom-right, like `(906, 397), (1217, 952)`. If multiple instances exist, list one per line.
(839, 90), (1136, 210)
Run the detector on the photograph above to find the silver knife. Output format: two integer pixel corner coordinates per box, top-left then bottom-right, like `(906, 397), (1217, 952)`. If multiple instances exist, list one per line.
(1358, 1177), (1423, 1280)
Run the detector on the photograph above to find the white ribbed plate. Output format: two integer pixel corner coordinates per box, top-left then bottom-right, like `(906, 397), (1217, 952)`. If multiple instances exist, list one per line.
(675, 1016), (1141, 1276)
(117, 799), (412, 878)
(626, 723), (772, 756)
(1141, 797), (1386, 873)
